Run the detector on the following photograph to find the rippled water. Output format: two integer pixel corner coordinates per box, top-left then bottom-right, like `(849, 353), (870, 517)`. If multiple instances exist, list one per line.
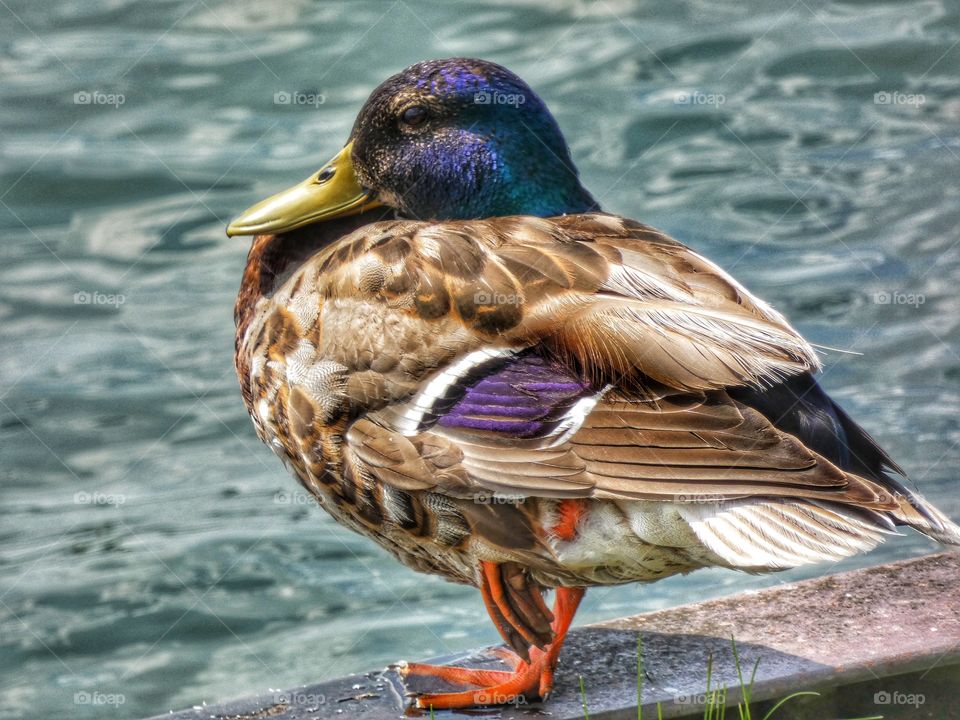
(2, 1), (959, 718)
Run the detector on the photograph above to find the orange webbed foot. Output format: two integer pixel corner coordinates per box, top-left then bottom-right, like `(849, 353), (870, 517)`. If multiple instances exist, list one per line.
(402, 580), (584, 710)
(402, 647), (552, 709)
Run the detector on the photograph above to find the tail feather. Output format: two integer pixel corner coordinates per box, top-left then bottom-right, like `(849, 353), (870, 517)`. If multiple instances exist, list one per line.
(891, 492), (960, 546)
(733, 372), (960, 546)
(680, 500), (894, 571)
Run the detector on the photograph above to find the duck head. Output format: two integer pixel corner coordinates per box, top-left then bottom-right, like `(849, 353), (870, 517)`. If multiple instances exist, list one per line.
(227, 58), (598, 235)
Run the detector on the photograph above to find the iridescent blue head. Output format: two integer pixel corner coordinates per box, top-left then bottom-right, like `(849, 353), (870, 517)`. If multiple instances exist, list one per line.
(349, 58), (599, 220)
(225, 58), (600, 237)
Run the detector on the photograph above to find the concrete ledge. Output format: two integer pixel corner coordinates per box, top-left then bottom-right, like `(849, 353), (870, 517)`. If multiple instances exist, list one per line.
(148, 552), (960, 720)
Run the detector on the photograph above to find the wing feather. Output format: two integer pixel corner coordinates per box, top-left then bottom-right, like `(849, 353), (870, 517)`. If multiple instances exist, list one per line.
(312, 213), (819, 394)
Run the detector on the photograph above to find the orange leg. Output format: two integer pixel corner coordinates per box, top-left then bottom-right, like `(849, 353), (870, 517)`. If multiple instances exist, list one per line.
(478, 561), (552, 658)
(401, 566), (585, 710)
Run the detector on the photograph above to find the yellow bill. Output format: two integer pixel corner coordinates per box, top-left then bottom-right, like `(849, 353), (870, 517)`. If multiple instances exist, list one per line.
(226, 142), (381, 236)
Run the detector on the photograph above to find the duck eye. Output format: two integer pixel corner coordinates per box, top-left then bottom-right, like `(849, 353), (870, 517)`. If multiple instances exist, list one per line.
(399, 105), (428, 128)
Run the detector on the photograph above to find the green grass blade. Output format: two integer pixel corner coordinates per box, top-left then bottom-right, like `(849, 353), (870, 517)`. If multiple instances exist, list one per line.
(628, 631), (878, 720)
(637, 635), (643, 720)
(747, 656), (760, 698)
(759, 691), (819, 720)
(730, 636), (751, 716)
(579, 675), (591, 720)
(703, 651), (714, 720)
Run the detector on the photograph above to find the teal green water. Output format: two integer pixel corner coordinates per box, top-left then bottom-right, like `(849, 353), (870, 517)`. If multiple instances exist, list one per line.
(2, 1), (959, 718)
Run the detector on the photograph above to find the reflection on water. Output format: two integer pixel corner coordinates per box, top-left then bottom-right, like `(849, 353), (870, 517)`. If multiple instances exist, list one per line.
(1, 0), (959, 718)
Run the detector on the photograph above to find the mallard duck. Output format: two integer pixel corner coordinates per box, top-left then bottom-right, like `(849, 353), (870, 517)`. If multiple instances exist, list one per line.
(227, 58), (960, 709)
